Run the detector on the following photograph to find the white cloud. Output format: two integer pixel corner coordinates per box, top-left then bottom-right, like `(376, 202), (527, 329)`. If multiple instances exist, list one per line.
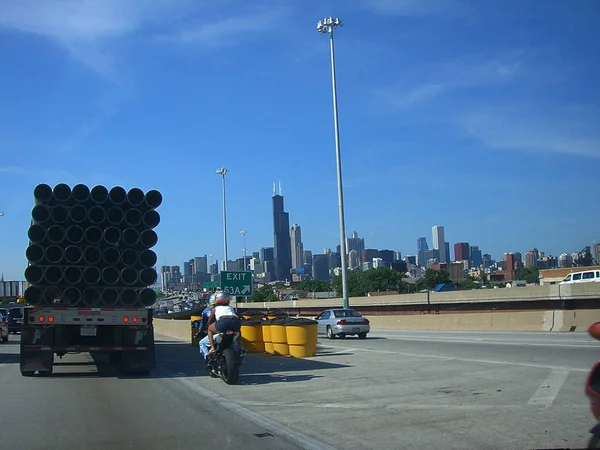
(460, 111), (600, 159)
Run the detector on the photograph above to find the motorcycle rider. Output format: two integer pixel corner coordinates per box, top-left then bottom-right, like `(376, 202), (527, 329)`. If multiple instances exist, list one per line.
(207, 291), (244, 357)
(197, 294), (216, 360)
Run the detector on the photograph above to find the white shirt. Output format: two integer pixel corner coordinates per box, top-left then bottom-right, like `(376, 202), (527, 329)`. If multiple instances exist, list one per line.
(215, 305), (236, 321)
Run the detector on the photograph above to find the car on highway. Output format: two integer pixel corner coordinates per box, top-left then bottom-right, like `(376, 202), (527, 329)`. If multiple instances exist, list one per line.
(6, 307), (23, 334)
(315, 308), (370, 339)
(1, 314), (9, 342)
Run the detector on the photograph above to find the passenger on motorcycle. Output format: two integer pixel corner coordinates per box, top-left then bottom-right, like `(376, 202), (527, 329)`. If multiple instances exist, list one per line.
(207, 292), (243, 356)
(197, 295), (215, 360)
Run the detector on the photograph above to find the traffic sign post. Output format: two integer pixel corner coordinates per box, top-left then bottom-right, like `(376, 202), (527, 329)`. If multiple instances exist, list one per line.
(220, 271), (253, 296)
(202, 281), (220, 289)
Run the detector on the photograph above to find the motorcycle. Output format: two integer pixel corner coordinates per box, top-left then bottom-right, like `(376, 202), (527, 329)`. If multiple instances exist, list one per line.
(586, 322), (600, 448)
(206, 329), (244, 385)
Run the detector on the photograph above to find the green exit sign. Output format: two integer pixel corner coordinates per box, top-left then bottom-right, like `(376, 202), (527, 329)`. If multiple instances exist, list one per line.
(202, 281), (220, 289)
(220, 271), (253, 296)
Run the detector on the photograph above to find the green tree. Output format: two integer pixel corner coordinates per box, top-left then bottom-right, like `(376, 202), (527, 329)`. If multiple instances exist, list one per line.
(516, 267), (539, 284)
(294, 279), (332, 292)
(154, 289), (165, 298)
(455, 275), (477, 290)
(332, 270), (366, 297)
(248, 285), (278, 302)
(332, 267), (407, 297)
(416, 269), (451, 291)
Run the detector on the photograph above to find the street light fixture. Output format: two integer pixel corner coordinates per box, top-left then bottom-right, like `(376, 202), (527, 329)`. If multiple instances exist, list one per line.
(216, 168), (229, 272)
(316, 16), (350, 309)
(240, 230), (247, 271)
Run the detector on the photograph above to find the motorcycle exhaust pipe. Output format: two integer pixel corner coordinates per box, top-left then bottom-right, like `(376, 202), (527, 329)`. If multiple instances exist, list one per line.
(64, 266), (83, 285)
(66, 225), (84, 244)
(124, 209), (142, 227)
(83, 266), (102, 285)
(139, 268), (158, 286)
(89, 205), (106, 225)
(101, 266), (120, 285)
(25, 265), (44, 284)
(24, 285), (44, 305)
(34, 183), (53, 205)
(102, 247), (120, 265)
(63, 287), (82, 306)
(145, 189), (163, 209)
(26, 245), (45, 264)
(65, 246), (83, 264)
(90, 185), (109, 204)
(51, 205), (69, 223)
(122, 228), (140, 246)
(82, 287), (101, 306)
(44, 266), (64, 285)
(43, 287), (62, 306)
(120, 288), (138, 306)
(69, 204), (87, 224)
(72, 184), (90, 203)
(28, 224), (46, 244)
(126, 188), (145, 207)
(140, 249), (157, 268)
(107, 206), (124, 226)
(85, 226), (103, 245)
(138, 288), (157, 307)
(102, 288), (119, 307)
(140, 229), (158, 249)
(45, 245), (64, 264)
(120, 267), (138, 286)
(31, 205), (50, 224)
(109, 186), (127, 205)
(142, 210), (160, 229)
(121, 249), (138, 266)
(83, 246), (102, 265)
(52, 183), (72, 203)
(47, 225), (66, 244)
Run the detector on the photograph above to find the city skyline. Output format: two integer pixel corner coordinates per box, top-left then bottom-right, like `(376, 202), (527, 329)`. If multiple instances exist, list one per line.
(0, 1), (599, 280)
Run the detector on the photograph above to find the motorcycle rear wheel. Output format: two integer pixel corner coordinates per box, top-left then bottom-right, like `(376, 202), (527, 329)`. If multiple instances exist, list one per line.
(221, 348), (240, 385)
(589, 435), (600, 449)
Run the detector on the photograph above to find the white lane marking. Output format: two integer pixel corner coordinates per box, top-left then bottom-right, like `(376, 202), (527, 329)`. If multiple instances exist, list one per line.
(319, 344), (589, 373)
(237, 400), (526, 410)
(527, 368), (570, 409)
(368, 335), (597, 348)
(0, 363), (7, 369)
(158, 365), (336, 450)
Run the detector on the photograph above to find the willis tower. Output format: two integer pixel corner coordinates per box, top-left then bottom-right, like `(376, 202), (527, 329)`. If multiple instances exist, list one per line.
(273, 182), (292, 281)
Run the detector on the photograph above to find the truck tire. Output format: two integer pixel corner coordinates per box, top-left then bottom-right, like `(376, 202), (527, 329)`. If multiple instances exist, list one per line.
(21, 371), (35, 377)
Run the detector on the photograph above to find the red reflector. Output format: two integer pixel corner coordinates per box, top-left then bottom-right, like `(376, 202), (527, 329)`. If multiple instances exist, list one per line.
(141, 317), (147, 323)
(123, 317), (129, 323)
(363, 319), (369, 324)
(48, 316), (54, 323)
(132, 317), (138, 323)
(39, 316), (45, 322)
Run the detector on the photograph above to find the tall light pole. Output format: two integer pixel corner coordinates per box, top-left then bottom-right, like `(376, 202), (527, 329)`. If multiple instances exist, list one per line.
(317, 17), (349, 309)
(240, 230), (247, 271)
(216, 168), (229, 272)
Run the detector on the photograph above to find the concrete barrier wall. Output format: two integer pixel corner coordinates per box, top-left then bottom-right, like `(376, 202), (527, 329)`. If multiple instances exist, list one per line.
(154, 309), (600, 338)
(236, 283), (600, 310)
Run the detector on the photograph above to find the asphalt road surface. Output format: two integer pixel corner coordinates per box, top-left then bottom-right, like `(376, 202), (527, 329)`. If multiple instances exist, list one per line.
(0, 329), (596, 449)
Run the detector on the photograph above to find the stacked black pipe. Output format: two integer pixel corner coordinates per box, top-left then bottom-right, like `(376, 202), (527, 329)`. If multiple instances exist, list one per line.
(24, 183), (162, 308)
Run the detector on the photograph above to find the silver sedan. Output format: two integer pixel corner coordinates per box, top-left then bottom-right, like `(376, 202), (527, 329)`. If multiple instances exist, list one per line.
(315, 309), (370, 339)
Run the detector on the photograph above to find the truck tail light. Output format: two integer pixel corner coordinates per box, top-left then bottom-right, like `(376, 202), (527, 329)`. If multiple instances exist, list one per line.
(123, 317), (129, 323)
(132, 317), (138, 323)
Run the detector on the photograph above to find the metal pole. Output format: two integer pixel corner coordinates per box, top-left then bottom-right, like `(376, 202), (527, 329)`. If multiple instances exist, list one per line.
(220, 172), (229, 271)
(328, 24), (349, 309)
(241, 230), (247, 271)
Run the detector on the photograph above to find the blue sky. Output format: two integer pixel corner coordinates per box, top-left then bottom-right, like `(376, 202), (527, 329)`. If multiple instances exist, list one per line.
(1, 0), (599, 280)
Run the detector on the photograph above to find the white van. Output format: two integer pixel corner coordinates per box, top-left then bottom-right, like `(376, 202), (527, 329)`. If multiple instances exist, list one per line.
(560, 270), (600, 284)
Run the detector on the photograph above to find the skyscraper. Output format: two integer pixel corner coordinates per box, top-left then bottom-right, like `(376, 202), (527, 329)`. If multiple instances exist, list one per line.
(194, 256), (208, 275)
(454, 243), (470, 263)
(290, 224), (304, 271)
(432, 225), (447, 263)
(470, 246), (483, 268)
(417, 237), (428, 267)
(272, 183), (292, 281)
(346, 231), (365, 264)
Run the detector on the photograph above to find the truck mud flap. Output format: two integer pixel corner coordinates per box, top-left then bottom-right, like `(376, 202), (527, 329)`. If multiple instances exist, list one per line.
(120, 346), (155, 375)
(20, 350), (53, 376)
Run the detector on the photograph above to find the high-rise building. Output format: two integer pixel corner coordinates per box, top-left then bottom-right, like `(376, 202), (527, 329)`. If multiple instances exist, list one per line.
(348, 249), (359, 269)
(184, 260), (193, 278)
(595, 243), (600, 265)
(424, 249), (440, 267)
(417, 237), (428, 267)
(558, 253), (573, 268)
(312, 254), (330, 282)
(346, 231), (365, 264)
(272, 184), (292, 281)
(303, 250), (312, 265)
(379, 250), (394, 267)
(482, 254), (492, 269)
(454, 243), (470, 263)
(394, 251), (402, 261)
(252, 251), (260, 262)
(362, 249), (380, 264)
(373, 257), (384, 268)
(525, 249), (539, 268)
(432, 225), (447, 263)
(260, 247), (274, 264)
(290, 224), (304, 271)
(470, 246), (483, 268)
(405, 255), (416, 265)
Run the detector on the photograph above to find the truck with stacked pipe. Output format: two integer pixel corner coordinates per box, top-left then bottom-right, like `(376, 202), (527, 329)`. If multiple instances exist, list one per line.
(21, 183), (162, 376)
